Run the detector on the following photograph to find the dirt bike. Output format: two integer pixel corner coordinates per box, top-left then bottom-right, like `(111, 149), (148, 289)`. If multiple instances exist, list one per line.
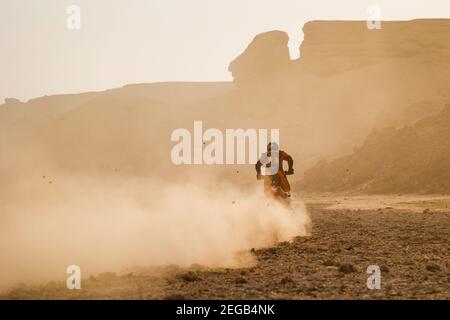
(257, 169), (293, 206)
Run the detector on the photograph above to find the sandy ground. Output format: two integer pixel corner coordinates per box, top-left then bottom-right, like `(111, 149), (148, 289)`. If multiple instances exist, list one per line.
(301, 194), (450, 212)
(2, 196), (449, 300)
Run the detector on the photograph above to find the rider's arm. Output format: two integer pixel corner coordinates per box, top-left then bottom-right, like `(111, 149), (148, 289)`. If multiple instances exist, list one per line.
(282, 151), (294, 173)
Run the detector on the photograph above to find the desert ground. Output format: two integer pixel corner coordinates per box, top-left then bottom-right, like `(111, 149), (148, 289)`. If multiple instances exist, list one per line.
(2, 195), (449, 300)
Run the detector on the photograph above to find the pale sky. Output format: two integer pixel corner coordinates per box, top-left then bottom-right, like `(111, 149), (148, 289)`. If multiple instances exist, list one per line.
(1, 0), (450, 102)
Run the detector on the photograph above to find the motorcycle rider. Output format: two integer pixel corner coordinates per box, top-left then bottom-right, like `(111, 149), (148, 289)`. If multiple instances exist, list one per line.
(255, 142), (294, 198)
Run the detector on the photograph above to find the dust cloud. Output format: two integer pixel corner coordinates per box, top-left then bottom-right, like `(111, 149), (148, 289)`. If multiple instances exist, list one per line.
(0, 174), (310, 290)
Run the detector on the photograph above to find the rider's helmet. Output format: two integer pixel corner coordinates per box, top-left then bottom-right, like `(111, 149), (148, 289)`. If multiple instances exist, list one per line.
(267, 142), (279, 154)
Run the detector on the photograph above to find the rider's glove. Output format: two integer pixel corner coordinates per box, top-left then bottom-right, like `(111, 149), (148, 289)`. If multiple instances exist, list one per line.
(285, 168), (294, 175)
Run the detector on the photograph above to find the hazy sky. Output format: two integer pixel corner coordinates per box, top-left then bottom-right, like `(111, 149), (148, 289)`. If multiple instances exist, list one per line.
(1, 0), (450, 102)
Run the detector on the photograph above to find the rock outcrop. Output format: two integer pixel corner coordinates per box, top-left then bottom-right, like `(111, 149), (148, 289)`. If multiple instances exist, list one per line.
(229, 19), (450, 81)
(228, 31), (291, 83)
(299, 19), (450, 75)
(4, 98), (22, 105)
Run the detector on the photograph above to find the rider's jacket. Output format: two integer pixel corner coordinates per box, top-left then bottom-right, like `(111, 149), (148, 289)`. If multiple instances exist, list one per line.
(255, 150), (293, 176)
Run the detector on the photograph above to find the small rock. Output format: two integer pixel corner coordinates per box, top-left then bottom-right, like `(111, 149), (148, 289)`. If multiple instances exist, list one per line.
(426, 288), (438, 294)
(304, 284), (316, 293)
(263, 247), (277, 255)
(423, 208), (431, 214)
(306, 247), (316, 253)
(280, 276), (294, 285)
(380, 265), (390, 273)
(426, 263), (441, 272)
(325, 266), (338, 270)
(322, 259), (337, 267)
(278, 241), (290, 247)
(235, 276), (248, 284)
(338, 263), (357, 273)
(180, 271), (201, 282)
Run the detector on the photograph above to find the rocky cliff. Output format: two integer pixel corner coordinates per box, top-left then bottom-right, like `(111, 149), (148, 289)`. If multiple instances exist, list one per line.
(228, 30), (292, 82)
(229, 19), (450, 81)
(299, 19), (450, 75)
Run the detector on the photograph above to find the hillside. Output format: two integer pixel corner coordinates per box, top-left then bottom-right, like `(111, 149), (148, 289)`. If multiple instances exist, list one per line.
(303, 104), (450, 194)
